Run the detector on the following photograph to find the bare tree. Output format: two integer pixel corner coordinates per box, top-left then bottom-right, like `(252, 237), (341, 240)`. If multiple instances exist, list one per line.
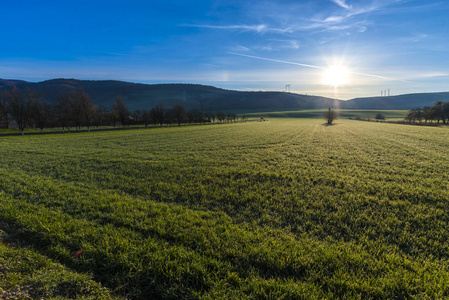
(442, 102), (449, 125)
(69, 90), (83, 131)
(80, 93), (97, 132)
(226, 112), (233, 123)
(141, 109), (152, 128)
(324, 107), (336, 125)
(6, 87), (29, 135)
(422, 106), (431, 123)
(216, 111), (225, 123)
(209, 111), (216, 123)
(405, 111), (415, 123)
(188, 108), (201, 123)
(375, 113), (385, 120)
(114, 96), (129, 127)
(172, 105), (186, 126)
(55, 92), (73, 132)
(68, 89), (96, 131)
(431, 101), (444, 123)
(204, 111), (212, 124)
(131, 110), (142, 126)
(29, 93), (52, 133)
(0, 91), (9, 129)
(151, 104), (165, 126)
(107, 110), (120, 128)
(95, 104), (109, 128)
(165, 108), (175, 125)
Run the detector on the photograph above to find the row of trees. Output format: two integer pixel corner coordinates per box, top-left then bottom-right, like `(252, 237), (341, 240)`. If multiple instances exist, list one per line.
(0, 87), (243, 134)
(405, 100), (449, 124)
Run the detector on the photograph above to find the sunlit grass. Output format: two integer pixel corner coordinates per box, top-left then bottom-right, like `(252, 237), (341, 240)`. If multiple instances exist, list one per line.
(246, 109), (407, 120)
(1, 118), (449, 298)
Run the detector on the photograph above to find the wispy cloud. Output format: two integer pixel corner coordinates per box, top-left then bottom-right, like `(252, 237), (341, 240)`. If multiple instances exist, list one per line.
(330, 0), (352, 10)
(308, 0), (404, 31)
(94, 51), (132, 57)
(184, 0), (407, 37)
(181, 24), (292, 33)
(229, 45), (251, 52)
(401, 33), (429, 43)
(409, 72), (449, 79)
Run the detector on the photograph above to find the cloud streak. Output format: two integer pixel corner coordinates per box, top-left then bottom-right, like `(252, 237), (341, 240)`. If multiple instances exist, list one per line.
(330, 0), (352, 9)
(305, 0), (405, 32)
(228, 52), (411, 83)
(227, 52), (325, 70)
(181, 24), (292, 33)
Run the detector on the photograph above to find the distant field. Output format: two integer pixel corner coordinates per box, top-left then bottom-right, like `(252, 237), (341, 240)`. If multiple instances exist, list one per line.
(247, 109), (408, 120)
(1, 118), (449, 298)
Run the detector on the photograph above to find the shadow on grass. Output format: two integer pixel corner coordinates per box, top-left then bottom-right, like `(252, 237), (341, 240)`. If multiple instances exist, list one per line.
(0, 122), (236, 137)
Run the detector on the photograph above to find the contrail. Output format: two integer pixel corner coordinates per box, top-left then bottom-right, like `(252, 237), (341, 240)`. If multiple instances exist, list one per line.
(228, 52), (410, 83)
(228, 52), (325, 70)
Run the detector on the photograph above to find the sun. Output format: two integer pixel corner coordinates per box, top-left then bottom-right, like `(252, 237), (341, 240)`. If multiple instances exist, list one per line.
(322, 65), (350, 87)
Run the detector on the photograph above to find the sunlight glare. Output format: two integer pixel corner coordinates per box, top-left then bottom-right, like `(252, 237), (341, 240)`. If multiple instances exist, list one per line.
(323, 65), (350, 87)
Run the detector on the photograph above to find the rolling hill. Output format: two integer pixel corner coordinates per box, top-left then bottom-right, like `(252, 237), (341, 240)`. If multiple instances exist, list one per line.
(341, 92), (449, 110)
(1, 78), (448, 111)
(0, 78), (339, 112)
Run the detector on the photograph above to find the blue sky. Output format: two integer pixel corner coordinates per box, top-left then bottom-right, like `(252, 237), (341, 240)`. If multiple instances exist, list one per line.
(1, 0), (448, 99)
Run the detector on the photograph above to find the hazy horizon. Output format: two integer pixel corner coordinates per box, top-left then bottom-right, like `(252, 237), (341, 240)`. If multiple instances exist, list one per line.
(2, 77), (449, 102)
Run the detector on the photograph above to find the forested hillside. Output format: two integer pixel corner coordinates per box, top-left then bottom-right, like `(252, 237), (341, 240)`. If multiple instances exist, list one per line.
(0, 79), (337, 111)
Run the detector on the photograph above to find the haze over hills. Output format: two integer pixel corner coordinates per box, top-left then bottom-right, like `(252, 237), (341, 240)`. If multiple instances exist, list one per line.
(1, 78), (448, 112)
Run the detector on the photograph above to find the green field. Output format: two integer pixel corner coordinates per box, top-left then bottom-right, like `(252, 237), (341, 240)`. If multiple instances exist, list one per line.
(247, 109), (407, 120)
(1, 118), (449, 299)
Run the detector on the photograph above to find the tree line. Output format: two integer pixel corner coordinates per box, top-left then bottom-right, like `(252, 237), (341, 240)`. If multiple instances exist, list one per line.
(0, 87), (243, 134)
(405, 100), (449, 124)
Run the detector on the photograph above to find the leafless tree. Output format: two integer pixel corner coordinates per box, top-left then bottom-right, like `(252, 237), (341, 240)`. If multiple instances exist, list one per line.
(29, 92), (52, 133)
(216, 111), (225, 123)
(107, 110), (120, 128)
(324, 107), (336, 125)
(151, 104), (165, 126)
(6, 87), (30, 135)
(55, 92), (73, 132)
(422, 106), (431, 123)
(68, 89), (96, 131)
(81, 93), (97, 132)
(141, 109), (151, 128)
(0, 91), (8, 129)
(431, 101), (444, 123)
(95, 104), (109, 128)
(114, 96), (129, 127)
(172, 104), (186, 125)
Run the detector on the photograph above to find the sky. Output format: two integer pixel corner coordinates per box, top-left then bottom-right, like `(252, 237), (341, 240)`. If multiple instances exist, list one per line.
(1, 0), (448, 100)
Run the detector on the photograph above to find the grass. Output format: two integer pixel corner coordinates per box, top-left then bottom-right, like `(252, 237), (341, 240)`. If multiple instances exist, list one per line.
(0, 229), (115, 299)
(1, 117), (449, 298)
(246, 109), (408, 120)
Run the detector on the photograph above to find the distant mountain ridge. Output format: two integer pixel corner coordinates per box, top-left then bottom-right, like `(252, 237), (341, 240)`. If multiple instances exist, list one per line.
(1, 78), (448, 111)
